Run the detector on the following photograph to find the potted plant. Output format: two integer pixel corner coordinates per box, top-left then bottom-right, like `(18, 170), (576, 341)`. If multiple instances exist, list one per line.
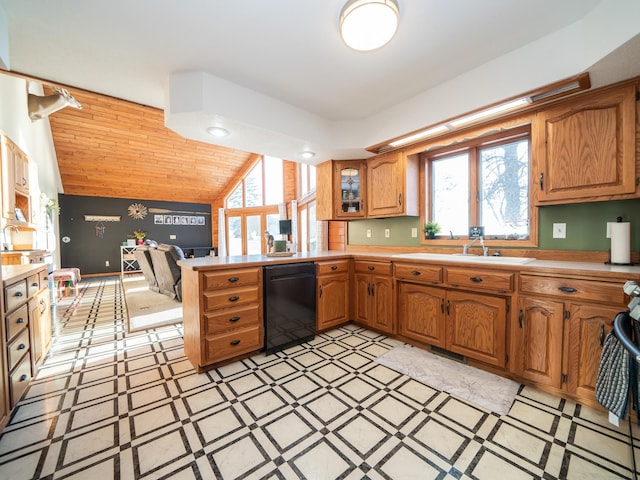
(424, 221), (441, 239)
(132, 229), (147, 245)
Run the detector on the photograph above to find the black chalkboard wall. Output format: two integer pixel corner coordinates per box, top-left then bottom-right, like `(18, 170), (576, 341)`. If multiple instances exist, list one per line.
(58, 194), (213, 275)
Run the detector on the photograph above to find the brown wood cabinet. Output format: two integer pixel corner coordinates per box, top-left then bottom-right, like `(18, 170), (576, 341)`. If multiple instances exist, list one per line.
(366, 151), (419, 217)
(316, 160), (366, 220)
(532, 84), (637, 204)
(353, 260), (394, 334)
(397, 282), (446, 347)
(182, 266), (263, 371)
(316, 259), (351, 331)
(512, 273), (629, 407)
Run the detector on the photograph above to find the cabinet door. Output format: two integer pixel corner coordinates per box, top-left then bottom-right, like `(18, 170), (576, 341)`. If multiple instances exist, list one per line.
(511, 296), (564, 388)
(372, 275), (394, 334)
(335, 160), (365, 219)
(1, 136), (16, 220)
(14, 149), (29, 194)
(367, 152), (403, 217)
(533, 85), (636, 204)
(353, 273), (372, 326)
(37, 289), (52, 361)
(397, 282), (445, 347)
(317, 274), (350, 330)
(446, 290), (507, 367)
(565, 303), (618, 400)
(28, 297), (42, 366)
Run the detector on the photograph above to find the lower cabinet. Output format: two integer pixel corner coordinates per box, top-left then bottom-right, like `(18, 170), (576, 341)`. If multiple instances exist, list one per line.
(397, 282), (446, 348)
(354, 260), (394, 334)
(316, 259), (350, 331)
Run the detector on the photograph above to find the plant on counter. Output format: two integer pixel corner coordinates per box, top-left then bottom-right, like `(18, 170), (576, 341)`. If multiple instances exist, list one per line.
(424, 221), (441, 239)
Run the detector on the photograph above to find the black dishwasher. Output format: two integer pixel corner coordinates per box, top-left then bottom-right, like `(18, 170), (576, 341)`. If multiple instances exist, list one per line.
(263, 262), (316, 354)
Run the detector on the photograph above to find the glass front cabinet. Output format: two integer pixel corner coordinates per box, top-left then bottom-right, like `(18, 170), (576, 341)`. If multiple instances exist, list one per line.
(336, 160), (365, 219)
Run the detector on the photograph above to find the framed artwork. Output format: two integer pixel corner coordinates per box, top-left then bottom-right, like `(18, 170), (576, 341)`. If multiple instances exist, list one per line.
(197, 216), (205, 225)
(180, 216), (188, 225)
(154, 215), (164, 224)
(189, 216), (197, 225)
(164, 215), (173, 224)
(172, 215), (180, 225)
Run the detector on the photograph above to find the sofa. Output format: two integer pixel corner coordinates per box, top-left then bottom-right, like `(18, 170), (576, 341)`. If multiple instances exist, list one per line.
(149, 243), (184, 301)
(133, 244), (159, 292)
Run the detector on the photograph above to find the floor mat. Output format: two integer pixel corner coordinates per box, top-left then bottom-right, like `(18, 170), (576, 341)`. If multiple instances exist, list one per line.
(122, 275), (182, 332)
(376, 344), (520, 415)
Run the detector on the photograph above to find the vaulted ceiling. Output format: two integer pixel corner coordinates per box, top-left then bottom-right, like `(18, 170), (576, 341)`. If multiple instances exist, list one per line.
(48, 85), (255, 204)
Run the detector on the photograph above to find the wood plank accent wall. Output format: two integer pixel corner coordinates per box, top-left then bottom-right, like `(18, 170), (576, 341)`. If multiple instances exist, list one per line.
(328, 221), (347, 251)
(49, 86), (255, 205)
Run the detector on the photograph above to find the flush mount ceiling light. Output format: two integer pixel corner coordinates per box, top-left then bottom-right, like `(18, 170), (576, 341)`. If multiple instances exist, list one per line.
(299, 151), (316, 159)
(206, 126), (229, 137)
(340, 0), (399, 51)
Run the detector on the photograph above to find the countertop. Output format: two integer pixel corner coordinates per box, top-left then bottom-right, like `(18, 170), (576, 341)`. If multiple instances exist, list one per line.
(2, 263), (49, 285)
(178, 250), (640, 280)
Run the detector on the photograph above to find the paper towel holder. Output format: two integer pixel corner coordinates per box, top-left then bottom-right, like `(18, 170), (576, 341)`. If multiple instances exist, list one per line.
(605, 216), (633, 266)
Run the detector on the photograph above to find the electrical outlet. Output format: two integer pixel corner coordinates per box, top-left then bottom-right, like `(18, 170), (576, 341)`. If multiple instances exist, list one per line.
(105, 260), (110, 267)
(385, 228), (390, 238)
(366, 229), (372, 238)
(606, 222), (614, 238)
(411, 227), (418, 238)
(552, 223), (566, 239)
(170, 234), (176, 239)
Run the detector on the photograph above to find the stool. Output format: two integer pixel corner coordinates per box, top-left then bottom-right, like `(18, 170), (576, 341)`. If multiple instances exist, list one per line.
(51, 268), (81, 299)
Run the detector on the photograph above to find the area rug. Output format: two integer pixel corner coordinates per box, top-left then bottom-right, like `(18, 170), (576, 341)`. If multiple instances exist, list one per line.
(375, 344), (520, 415)
(122, 275), (183, 332)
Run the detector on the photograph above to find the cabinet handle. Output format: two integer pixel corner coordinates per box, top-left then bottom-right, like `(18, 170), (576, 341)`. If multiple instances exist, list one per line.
(518, 309), (523, 329)
(230, 339), (241, 346)
(15, 291), (23, 297)
(18, 343), (26, 350)
(440, 298), (444, 314)
(371, 284), (375, 296)
(20, 374), (28, 382)
(470, 277), (483, 283)
(228, 277), (239, 283)
(228, 296), (240, 302)
(398, 193), (402, 206)
(17, 317), (24, 324)
(445, 300), (450, 315)
(539, 172), (544, 190)
(229, 316), (240, 323)
(367, 283), (371, 296)
(331, 265), (338, 270)
(31, 282), (38, 287)
(367, 265), (375, 271)
(411, 270), (421, 276)
(558, 286), (577, 293)
(319, 285), (323, 298)
(599, 324), (605, 347)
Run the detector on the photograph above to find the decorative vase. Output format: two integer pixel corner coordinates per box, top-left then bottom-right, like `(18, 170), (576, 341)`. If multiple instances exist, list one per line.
(137, 239), (144, 245)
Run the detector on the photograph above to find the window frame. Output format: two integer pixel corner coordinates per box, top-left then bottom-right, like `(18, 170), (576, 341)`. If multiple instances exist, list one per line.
(420, 125), (538, 248)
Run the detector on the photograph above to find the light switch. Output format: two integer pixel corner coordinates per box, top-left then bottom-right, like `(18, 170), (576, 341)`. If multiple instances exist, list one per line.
(552, 223), (566, 239)
(411, 227), (418, 238)
(384, 229), (390, 238)
(366, 229), (371, 238)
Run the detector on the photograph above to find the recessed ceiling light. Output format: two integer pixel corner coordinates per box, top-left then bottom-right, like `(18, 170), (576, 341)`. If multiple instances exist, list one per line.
(206, 126), (229, 137)
(340, 0), (399, 52)
(300, 151), (316, 159)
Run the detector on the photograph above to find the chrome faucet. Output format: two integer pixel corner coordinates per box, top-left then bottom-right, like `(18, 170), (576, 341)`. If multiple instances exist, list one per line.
(3, 225), (18, 250)
(463, 236), (489, 256)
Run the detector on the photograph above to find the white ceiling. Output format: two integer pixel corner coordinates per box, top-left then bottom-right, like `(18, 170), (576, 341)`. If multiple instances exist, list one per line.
(1, 0), (639, 162)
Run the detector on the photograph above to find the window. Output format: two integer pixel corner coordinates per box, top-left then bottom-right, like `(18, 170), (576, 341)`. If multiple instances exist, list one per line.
(226, 156), (283, 209)
(298, 201), (316, 252)
(299, 163), (316, 197)
(426, 129), (530, 240)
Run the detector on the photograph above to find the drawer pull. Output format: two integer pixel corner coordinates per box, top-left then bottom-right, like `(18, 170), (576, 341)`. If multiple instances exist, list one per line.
(15, 291), (23, 297)
(518, 309), (524, 329)
(331, 265), (338, 270)
(558, 286), (577, 293)
(599, 324), (605, 347)
(319, 285), (323, 298)
(411, 270), (421, 276)
(367, 265), (375, 271)
(440, 298), (444, 314)
(31, 282), (39, 287)
(470, 277), (483, 283)
(18, 343), (26, 350)
(228, 277), (239, 283)
(445, 299), (450, 315)
(230, 339), (241, 346)
(17, 317), (25, 324)
(229, 316), (240, 323)
(228, 296), (240, 302)
(20, 374), (28, 382)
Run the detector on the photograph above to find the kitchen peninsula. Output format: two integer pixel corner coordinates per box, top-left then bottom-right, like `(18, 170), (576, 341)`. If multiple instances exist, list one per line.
(179, 251), (640, 411)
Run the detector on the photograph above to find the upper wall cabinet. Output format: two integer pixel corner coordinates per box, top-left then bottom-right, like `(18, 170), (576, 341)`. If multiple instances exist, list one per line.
(1, 134), (34, 225)
(366, 151), (419, 218)
(532, 84), (637, 205)
(316, 160), (366, 220)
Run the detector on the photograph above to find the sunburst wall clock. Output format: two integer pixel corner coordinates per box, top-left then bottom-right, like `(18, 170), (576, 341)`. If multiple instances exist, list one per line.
(128, 202), (148, 220)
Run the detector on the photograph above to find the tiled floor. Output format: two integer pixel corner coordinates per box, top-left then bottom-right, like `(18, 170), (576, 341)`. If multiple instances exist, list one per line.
(0, 277), (638, 479)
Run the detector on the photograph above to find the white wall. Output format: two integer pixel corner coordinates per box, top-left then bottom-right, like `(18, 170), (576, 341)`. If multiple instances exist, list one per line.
(0, 73), (63, 268)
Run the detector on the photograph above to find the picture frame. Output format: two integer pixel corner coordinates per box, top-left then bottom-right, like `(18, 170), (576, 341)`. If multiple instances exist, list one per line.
(189, 216), (197, 225)
(172, 215), (180, 225)
(197, 216), (205, 225)
(164, 215), (173, 224)
(154, 214), (164, 224)
(180, 216), (188, 225)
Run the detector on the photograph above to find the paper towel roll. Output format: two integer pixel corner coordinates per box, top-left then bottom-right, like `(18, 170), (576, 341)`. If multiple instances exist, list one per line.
(610, 222), (630, 264)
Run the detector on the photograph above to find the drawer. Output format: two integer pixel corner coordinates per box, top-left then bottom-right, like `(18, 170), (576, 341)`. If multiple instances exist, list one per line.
(204, 326), (262, 364)
(354, 260), (392, 276)
(10, 356), (32, 407)
(202, 268), (260, 291)
(394, 263), (443, 284)
(205, 304), (260, 335)
(204, 285), (260, 311)
(317, 259), (350, 276)
(27, 273), (40, 298)
(446, 267), (514, 293)
(39, 270), (50, 288)
(8, 328), (30, 371)
(5, 279), (27, 312)
(6, 303), (28, 341)
(520, 275), (626, 304)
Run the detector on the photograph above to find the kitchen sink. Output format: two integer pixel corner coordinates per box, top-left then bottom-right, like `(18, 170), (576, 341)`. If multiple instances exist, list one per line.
(392, 253), (536, 265)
